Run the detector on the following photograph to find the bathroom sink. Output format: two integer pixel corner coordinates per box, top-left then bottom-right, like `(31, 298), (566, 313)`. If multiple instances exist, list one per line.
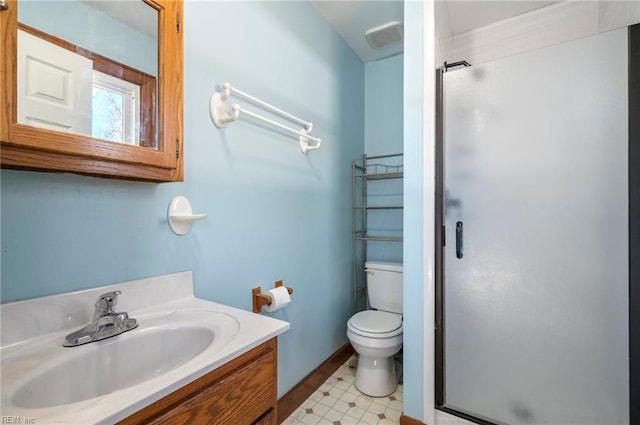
(0, 271), (290, 424)
(4, 310), (239, 409)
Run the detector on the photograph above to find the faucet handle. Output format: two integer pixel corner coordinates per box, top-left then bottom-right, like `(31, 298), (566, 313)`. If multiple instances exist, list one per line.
(94, 291), (121, 315)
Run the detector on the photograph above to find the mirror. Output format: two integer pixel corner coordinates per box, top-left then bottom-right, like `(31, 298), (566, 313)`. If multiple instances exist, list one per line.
(18, 1), (158, 147)
(0, 0), (183, 182)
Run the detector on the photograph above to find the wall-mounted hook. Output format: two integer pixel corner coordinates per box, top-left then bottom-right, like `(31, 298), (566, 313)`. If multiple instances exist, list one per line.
(167, 196), (207, 235)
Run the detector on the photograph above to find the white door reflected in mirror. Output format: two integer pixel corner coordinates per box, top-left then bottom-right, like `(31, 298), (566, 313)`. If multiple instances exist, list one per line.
(18, 30), (93, 136)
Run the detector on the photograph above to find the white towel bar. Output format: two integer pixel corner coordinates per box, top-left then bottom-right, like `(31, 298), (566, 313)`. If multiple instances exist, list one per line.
(209, 82), (321, 153)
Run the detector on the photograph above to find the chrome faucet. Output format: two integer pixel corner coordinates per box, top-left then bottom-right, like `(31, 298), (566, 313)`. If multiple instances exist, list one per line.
(63, 291), (138, 347)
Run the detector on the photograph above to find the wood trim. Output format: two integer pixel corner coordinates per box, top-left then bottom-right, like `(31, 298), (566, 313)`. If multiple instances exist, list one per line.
(2, 144), (177, 182)
(157, 0), (183, 181)
(400, 414), (426, 425)
(0, 0), (17, 143)
(277, 343), (354, 424)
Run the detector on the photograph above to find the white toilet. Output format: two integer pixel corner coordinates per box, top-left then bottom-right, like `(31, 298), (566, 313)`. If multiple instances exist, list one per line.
(347, 261), (403, 397)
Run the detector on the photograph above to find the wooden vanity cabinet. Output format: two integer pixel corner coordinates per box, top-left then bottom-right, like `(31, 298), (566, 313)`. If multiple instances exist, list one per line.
(119, 338), (277, 425)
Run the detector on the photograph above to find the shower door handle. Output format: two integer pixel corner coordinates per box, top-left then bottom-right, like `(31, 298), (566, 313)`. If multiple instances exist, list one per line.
(456, 221), (463, 259)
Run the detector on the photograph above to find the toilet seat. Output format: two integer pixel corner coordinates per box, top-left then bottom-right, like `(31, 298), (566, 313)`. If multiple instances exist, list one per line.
(348, 310), (402, 339)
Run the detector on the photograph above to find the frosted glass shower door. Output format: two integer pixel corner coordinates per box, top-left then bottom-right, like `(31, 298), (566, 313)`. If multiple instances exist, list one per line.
(443, 29), (629, 424)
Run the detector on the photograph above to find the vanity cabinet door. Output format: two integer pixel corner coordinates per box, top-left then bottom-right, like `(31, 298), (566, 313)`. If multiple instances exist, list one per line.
(120, 338), (277, 425)
(252, 409), (275, 425)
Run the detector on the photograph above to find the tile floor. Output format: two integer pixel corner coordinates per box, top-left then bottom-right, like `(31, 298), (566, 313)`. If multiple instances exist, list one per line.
(283, 356), (476, 425)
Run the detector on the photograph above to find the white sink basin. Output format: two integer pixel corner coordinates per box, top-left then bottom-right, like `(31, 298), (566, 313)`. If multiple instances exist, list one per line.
(4, 310), (239, 409)
(0, 271), (290, 425)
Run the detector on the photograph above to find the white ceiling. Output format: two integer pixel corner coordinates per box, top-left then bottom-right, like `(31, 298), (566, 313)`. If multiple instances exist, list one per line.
(311, 0), (559, 63)
(311, 1), (404, 63)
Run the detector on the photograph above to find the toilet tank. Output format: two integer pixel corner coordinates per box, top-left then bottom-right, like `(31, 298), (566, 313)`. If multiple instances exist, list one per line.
(365, 261), (403, 314)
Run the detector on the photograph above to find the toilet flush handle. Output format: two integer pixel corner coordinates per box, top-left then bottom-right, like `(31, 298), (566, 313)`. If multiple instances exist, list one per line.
(365, 269), (375, 275)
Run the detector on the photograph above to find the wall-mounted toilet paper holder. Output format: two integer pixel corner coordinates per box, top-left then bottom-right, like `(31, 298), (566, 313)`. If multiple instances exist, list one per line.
(253, 280), (294, 313)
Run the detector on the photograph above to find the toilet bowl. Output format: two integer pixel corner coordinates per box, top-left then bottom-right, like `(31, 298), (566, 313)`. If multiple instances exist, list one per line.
(346, 261), (403, 397)
(347, 310), (403, 397)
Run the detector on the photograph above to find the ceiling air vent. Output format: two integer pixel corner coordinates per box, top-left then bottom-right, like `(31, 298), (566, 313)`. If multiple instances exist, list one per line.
(365, 21), (403, 50)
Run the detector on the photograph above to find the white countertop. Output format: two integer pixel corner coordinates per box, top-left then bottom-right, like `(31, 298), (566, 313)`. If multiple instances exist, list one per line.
(0, 271), (290, 424)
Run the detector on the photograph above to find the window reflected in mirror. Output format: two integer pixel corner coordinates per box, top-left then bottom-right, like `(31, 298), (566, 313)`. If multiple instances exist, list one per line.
(17, 0), (158, 148)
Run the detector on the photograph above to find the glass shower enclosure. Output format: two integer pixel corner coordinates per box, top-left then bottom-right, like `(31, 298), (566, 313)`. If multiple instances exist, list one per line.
(437, 26), (630, 424)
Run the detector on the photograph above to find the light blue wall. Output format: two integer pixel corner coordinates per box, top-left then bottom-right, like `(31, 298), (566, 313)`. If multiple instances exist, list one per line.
(365, 54), (403, 155)
(1, 1), (364, 397)
(403, 0), (426, 420)
(363, 55), (404, 264)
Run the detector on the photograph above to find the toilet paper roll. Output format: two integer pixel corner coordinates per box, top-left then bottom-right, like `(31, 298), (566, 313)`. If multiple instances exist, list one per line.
(263, 286), (291, 312)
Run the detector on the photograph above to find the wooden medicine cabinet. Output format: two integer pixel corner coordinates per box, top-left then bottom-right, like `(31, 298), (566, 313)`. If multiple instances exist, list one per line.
(0, 0), (183, 182)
